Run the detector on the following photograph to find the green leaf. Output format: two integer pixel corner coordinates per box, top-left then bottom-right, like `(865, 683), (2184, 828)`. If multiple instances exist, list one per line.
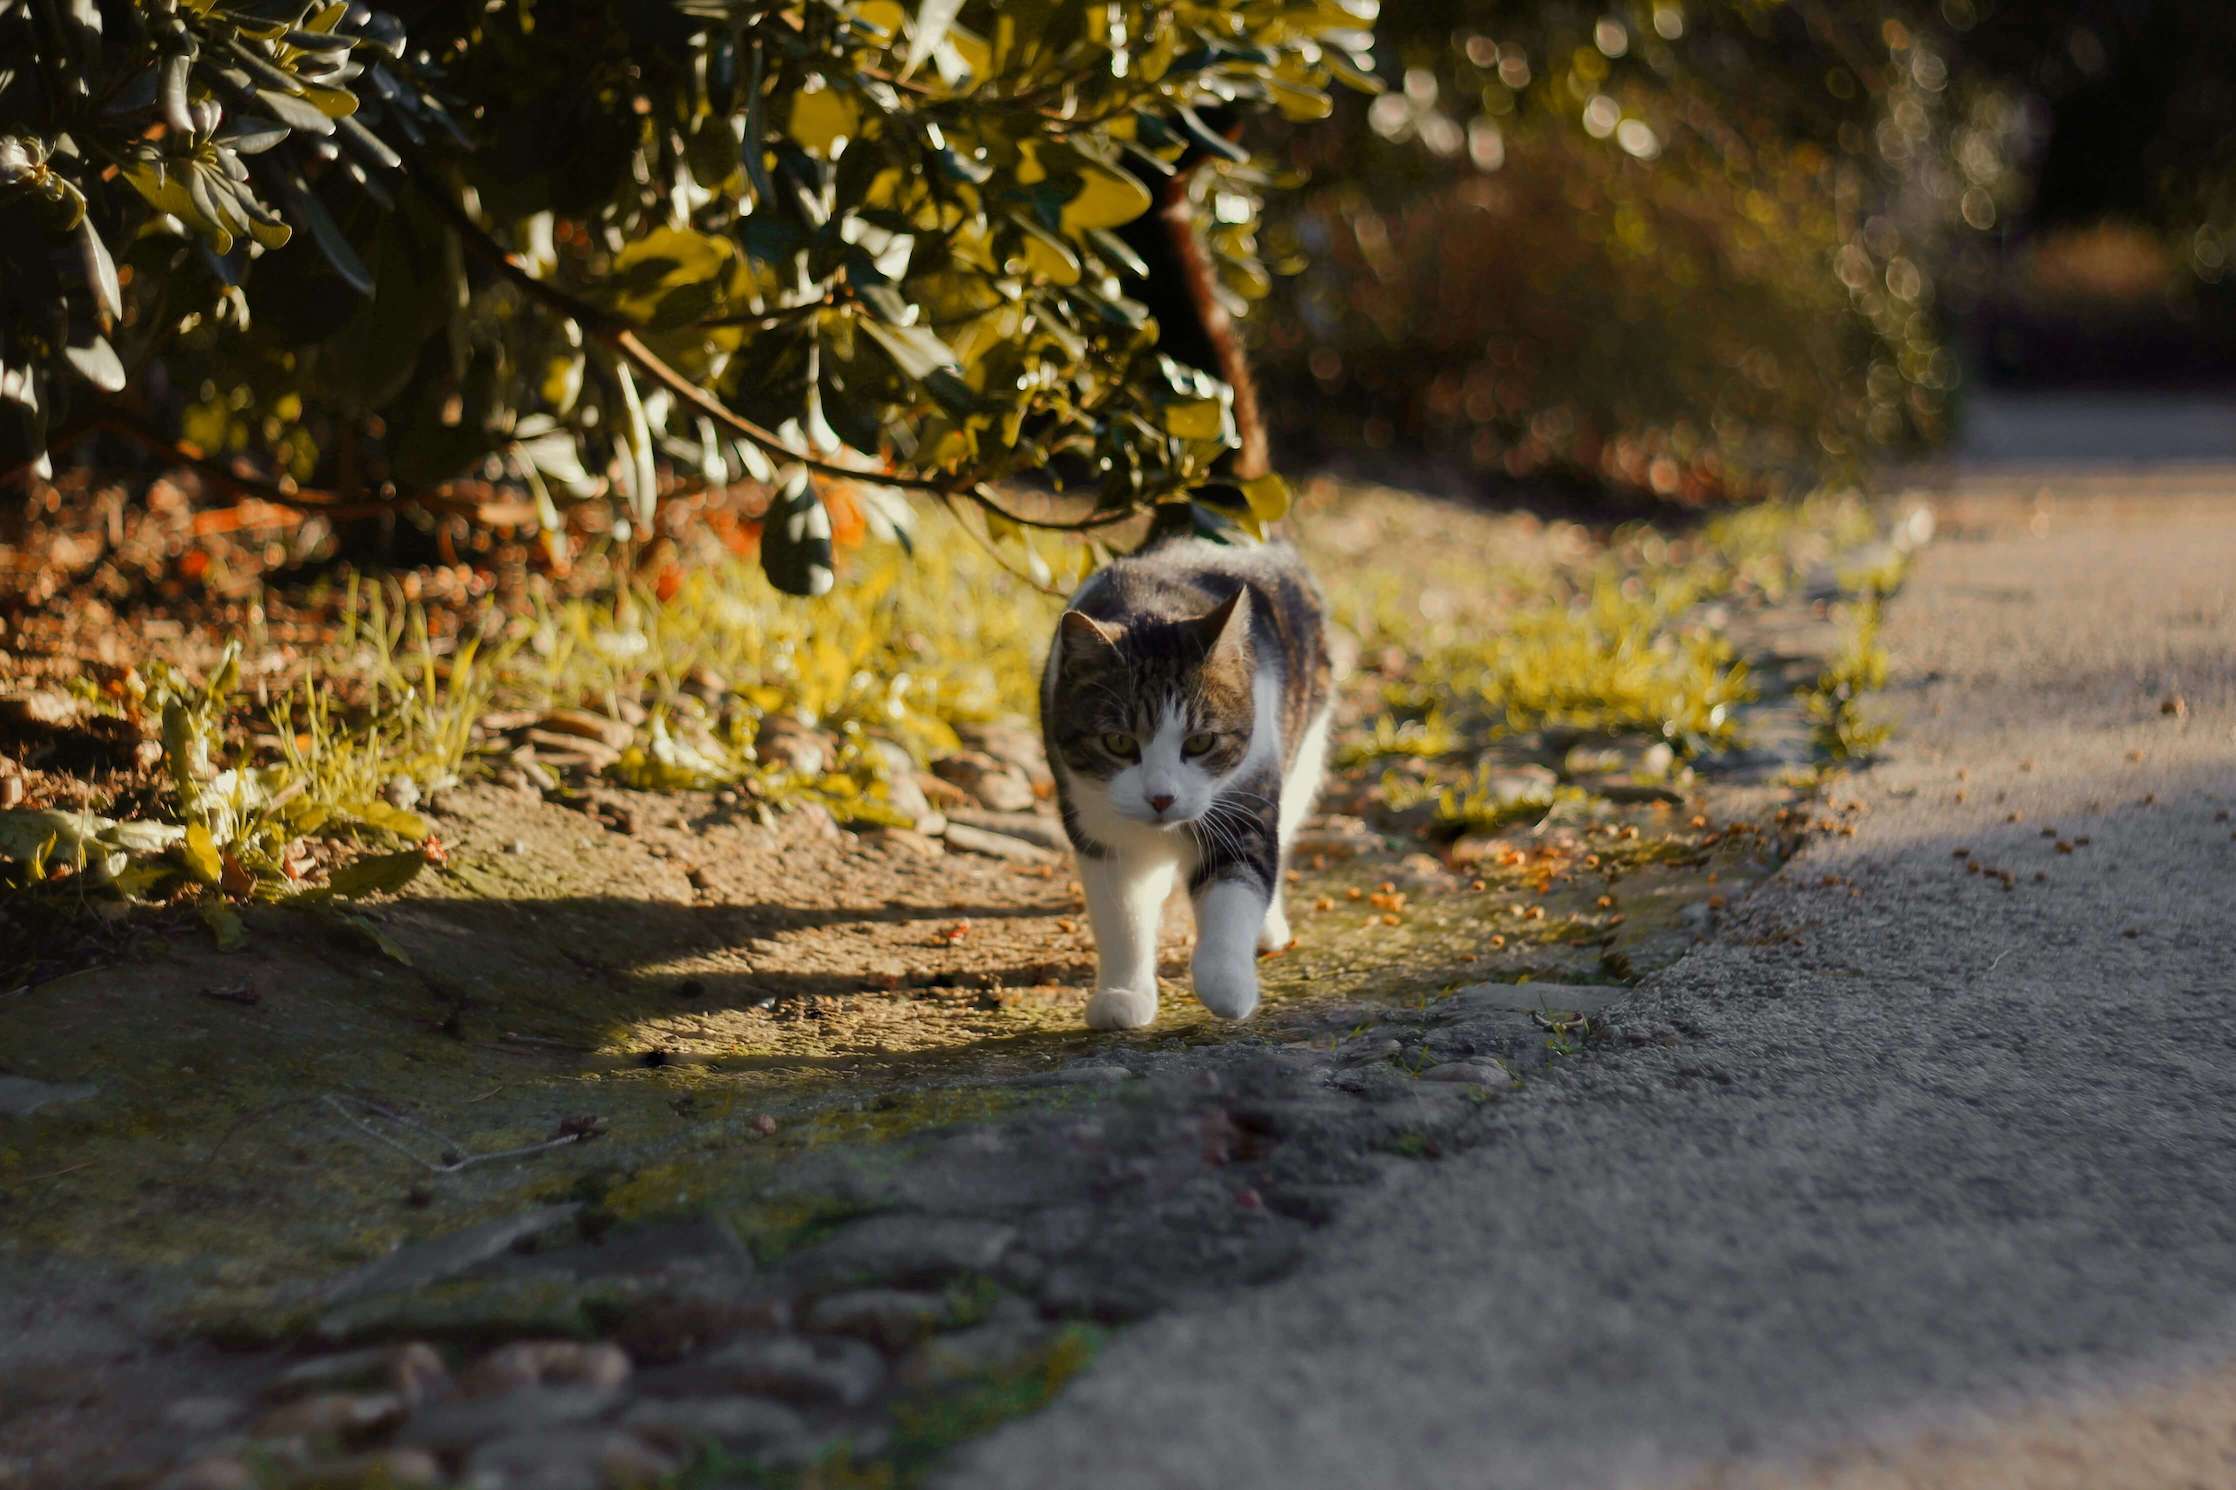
(63, 334), (125, 393)
(319, 907), (414, 965)
(257, 87), (336, 136)
(286, 183), (374, 296)
(180, 822), (224, 884)
(159, 52), (195, 138)
(760, 470), (835, 597)
(902, 0), (965, 79)
(1160, 396), (1228, 443)
(337, 799), (430, 839)
(789, 83), (861, 157)
(1087, 227), (1150, 279)
(608, 225), (744, 328)
(198, 897), (247, 950)
(78, 221), (122, 322)
(1058, 157), (1153, 233)
(858, 319), (980, 414)
(1009, 214), (1082, 285)
(1174, 106), (1249, 163)
(857, 317), (955, 381)
(1240, 472), (1292, 525)
(324, 848), (428, 899)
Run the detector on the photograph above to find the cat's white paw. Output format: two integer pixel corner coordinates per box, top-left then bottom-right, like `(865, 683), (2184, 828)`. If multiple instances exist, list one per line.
(1085, 986), (1159, 1030)
(1257, 901), (1292, 953)
(1192, 957), (1260, 1021)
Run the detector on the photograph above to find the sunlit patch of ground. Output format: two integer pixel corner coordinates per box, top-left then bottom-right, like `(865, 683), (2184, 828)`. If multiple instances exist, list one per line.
(0, 476), (1902, 1333)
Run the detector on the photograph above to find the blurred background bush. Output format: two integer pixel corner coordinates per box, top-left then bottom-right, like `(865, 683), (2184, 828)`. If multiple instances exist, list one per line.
(1255, 0), (2236, 503)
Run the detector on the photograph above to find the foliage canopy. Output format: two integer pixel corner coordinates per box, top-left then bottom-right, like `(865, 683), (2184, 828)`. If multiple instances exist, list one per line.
(1, 0), (1373, 590)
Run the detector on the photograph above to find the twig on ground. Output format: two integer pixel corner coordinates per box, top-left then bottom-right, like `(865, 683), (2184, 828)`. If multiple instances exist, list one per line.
(321, 1092), (600, 1174)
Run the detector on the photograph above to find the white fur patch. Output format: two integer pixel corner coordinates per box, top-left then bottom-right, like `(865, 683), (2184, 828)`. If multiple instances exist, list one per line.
(1191, 877), (1266, 1019)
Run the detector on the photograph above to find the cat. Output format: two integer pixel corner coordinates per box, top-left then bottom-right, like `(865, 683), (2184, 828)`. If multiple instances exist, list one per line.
(1040, 537), (1333, 1030)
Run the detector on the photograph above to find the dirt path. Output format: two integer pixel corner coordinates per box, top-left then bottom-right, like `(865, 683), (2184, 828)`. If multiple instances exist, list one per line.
(0, 485), (1879, 1490)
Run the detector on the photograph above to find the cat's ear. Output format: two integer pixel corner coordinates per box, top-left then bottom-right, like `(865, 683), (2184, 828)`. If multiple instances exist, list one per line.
(1196, 587), (1252, 657)
(1058, 610), (1121, 666)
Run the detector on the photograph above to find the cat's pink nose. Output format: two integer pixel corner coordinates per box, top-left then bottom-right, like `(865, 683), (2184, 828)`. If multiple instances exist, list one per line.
(1148, 793), (1175, 815)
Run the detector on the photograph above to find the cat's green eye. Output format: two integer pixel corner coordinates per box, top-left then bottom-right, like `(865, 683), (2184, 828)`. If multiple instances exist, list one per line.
(1182, 732), (1220, 758)
(1101, 732), (1139, 759)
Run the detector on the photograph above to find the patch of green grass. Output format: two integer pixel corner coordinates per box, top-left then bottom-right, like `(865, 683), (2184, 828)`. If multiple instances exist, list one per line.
(1334, 709), (1460, 769)
(523, 522), (1057, 801)
(2, 517), (1056, 926)
(1804, 598), (1894, 762)
(1388, 582), (1756, 755)
(1, 583), (486, 918)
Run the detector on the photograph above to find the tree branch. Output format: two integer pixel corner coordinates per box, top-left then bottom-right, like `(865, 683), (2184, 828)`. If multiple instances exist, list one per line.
(400, 151), (1140, 536)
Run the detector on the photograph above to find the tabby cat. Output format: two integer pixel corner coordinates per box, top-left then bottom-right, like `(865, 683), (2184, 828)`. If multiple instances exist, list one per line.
(1040, 538), (1333, 1029)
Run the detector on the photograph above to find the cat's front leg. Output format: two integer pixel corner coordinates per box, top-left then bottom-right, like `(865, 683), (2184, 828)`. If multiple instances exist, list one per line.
(1191, 876), (1270, 1019)
(1188, 779), (1282, 1019)
(1079, 851), (1175, 1030)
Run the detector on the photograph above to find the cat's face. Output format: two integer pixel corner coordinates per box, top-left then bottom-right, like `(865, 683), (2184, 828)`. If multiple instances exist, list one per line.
(1048, 591), (1257, 831)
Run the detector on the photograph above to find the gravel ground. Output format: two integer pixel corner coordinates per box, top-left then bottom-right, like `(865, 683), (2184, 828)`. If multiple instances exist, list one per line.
(941, 466), (2236, 1490)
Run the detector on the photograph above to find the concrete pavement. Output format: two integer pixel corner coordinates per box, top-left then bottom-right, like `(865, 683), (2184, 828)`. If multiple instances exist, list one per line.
(942, 468), (2236, 1490)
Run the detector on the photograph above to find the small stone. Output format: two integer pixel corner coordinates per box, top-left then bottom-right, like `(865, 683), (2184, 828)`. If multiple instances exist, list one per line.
(755, 716), (831, 776)
(957, 719), (1049, 786)
(863, 740), (938, 826)
(862, 827), (944, 860)
(618, 1397), (808, 1456)
(156, 1456), (255, 1490)
(1420, 1060), (1514, 1089)
(700, 1334), (885, 1408)
(940, 821), (1058, 863)
(319, 1206), (583, 1328)
(161, 1396), (246, 1434)
(792, 801), (842, 839)
(398, 1386), (621, 1455)
(461, 1339), (631, 1397)
(522, 732), (621, 771)
(806, 1289), (952, 1351)
(267, 1343), (451, 1406)
(253, 1390), (406, 1443)
(1027, 1064), (1133, 1086)
(931, 752), (1036, 813)
(1290, 816), (1378, 855)
(800, 1214), (1017, 1286)
(942, 810), (1067, 851)
(463, 1429), (675, 1490)
(536, 707), (633, 751)
(1447, 835), (1508, 867)
(0, 1075), (98, 1115)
